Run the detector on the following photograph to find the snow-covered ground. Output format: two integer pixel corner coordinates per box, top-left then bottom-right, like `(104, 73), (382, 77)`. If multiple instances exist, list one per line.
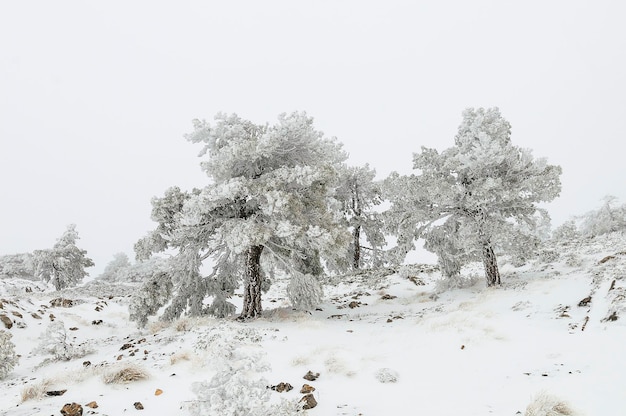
(1, 232), (625, 416)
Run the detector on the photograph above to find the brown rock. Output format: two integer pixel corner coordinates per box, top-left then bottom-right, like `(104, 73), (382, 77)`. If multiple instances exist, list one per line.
(578, 296), (592, 307)
(270, 382), (293, 393)
(155, 389), (163, 396)
(50, 298), (74, 308)
(120, 343), (133, 350)
(300, 394), (317, 409)
(49, 313), (56, 321)
(69, 327), (79, 331)
(134, 402), (144, 410)
(31, 313), (42, 319)
(60, 402), (83, 416)
(0, 314), (12, 329)
(300, 384), (315, 394)
(381, 294), (397, 300)
(348, 301), (360, 309)
(85, 401), (98, 409)
(303, 371), (319, 381)
(11, 311), (23, 318)
(46, 389), (67, 396)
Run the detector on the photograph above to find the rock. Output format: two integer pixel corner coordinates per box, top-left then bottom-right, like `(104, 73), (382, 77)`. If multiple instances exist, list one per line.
(83, 361), (92, 367)
(60, 402), (83, 416)
(91, 320), (103, 325)
(269, 382), (293, 393)
(50, 298), (74, 308)
(300, 394), (318, 409)
(348, 301), (360, 309)
(155, 389), (163, 396)
(303, 371), (319, 381)
(31, 313), (42, 319)
(134, 402), (144, 410)
(69, 327), (79, 331)
(578, 296), (592, 307)
(386, 318), (393, 323)
(300, 384), (315, 394)
(46, 389), (67, 396)
(381, 294), (397, 300)
(85, 401), (98, 409)
(0, 314), (12, 329)
(120, 343), (133, 350)
(11, 311), (23, 318)
(49, 313), (56, 321)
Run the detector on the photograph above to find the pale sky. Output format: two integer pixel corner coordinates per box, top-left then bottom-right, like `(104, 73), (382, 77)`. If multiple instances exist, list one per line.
(1, 1), (625, 275)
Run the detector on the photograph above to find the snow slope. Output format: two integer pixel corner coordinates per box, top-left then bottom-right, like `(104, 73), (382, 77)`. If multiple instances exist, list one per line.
(1, 232), (625, 415)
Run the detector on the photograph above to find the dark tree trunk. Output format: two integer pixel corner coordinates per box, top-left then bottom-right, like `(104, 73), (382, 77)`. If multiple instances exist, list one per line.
(353, 225), (361, 269)
(240, 245), (264, 319)
(481, 240), (501, 286)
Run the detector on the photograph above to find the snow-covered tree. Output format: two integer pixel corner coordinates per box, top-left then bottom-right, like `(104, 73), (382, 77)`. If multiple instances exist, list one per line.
(336, 164), (386, 269)
(385, 108), (562, 286)
(98, 252), (131, 281)
(33, 224), (94, 290)
(136, 112), (350, 320)
(0, 330), (18, 379)
(0, 253), (35, 280)
(579, 195), (626, 237)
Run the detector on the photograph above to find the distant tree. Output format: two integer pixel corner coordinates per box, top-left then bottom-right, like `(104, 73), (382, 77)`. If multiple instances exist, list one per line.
(33, 224), (94, 290)
(385, 108), (562, 286)
(579, 195), (626, 237)
(98, 252), (131, 281)
(0, 253), (35, 280)
(136, 112), (350, 320)
(336, 164), (386, 269)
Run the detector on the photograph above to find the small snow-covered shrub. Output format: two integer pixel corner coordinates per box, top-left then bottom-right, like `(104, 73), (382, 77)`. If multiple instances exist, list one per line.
(538, 249), (560, 264)
(287, 273), (323, 310)
(34, 320), (92, 362)
(129, 270), (173, 328)
(563, 253), (583, 268)
(434, 272), (480, 293)
(375, 367), (399, 383)
(0, 330), (19, 379)
(524, 391), (577, 415)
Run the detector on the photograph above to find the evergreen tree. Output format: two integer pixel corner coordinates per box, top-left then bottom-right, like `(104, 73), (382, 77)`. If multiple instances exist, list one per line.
(385, 108), (561, 286)
(136, 112), (349, 320)
(336, 164), (386, 269)
(33, 224), (94, 290)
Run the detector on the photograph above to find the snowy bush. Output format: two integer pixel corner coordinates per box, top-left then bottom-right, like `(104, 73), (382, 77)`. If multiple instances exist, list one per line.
(129, 270), (173, 328)
(287, 273), (323, 310)
(34, 320), (92, 362)
(187, 322), (302, 415)
(0, 330), (19, 379)
(375, 367), (399, 383)
(524, 391), (577, 416)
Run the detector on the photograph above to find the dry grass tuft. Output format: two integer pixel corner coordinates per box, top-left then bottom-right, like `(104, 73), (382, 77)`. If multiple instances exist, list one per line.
(21, 379), (53, 402)
(525, 391), (577, 416)
(102, 364), (149, 384)
(170, 350), (192, 365)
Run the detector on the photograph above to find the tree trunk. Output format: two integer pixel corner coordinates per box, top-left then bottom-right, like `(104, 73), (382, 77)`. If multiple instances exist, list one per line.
(240, 245), (264, 319)
(481, 240), (501, 286)
(353, 225), (361, 269)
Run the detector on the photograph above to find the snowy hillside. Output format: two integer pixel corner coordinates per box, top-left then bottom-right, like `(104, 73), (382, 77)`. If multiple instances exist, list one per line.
(1, 232), (625, 416)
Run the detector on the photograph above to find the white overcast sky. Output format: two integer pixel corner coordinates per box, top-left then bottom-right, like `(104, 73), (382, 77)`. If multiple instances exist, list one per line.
(1, 1), (625, 275)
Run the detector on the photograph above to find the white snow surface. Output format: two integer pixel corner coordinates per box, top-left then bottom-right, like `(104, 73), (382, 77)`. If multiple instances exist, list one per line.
(1, 232), (625, 416)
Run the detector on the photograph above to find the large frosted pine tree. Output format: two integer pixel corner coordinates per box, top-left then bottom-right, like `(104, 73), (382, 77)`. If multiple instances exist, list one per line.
(136, 112), (349, 320)
(385, 108), (562, 286)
